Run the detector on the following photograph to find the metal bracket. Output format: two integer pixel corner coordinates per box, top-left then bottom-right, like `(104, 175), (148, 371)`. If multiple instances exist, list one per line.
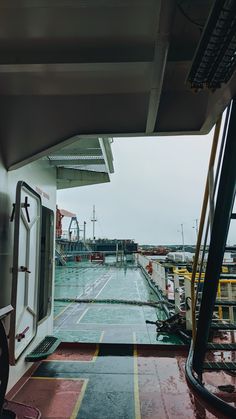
(19, 266), (31, 274)
(21, 196), (30, 223)
(10, 204), (15, 222)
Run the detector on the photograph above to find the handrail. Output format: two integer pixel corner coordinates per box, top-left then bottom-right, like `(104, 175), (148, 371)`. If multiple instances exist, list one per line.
(184, 99), (236, 417)
(192, 99), (236, 375)
(185, 274), (236, 284)
(190, 117), (222, 342)
(192, 104), (232, 321)
(185, 344), (236, 419)
(190, 102), (232, 342)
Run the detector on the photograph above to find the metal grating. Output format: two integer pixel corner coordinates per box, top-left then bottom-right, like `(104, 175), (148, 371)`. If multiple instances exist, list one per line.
(48, 155), (103, 160)
(207, 342), (236, 350)
(188, 0), (236, 90)
(25, 336), (60, 362)
(203, 361), (236, 370)
(66, 165), (107, 172)
(210, 322), (236, 330)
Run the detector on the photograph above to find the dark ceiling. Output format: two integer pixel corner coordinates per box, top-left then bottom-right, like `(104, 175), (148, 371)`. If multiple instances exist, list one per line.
(0, 0), (235, 169)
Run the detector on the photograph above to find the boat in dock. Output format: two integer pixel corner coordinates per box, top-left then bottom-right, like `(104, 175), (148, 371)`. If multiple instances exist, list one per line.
(1, 1), (236, 418)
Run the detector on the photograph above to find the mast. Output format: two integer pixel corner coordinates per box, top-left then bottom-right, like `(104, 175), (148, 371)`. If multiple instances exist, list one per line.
(91, 205), (97, 240)
(83, 221), (86, 244)
(180, 223), (185, 254)
(194, 218), (199, 238)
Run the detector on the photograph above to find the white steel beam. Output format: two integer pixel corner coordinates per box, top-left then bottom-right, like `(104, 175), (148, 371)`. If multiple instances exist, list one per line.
(57, 167), (110, 189)
(146, 0), (175, 134)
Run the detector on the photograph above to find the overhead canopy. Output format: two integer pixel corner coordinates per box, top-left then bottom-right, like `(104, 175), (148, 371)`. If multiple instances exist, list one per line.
(58, 209), (76, 218)
(45, 137), (114, 189)
(0, 0), (236, 170)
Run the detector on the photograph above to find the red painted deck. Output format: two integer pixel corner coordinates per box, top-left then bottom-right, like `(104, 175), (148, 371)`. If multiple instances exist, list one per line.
(5, 343), (232, 418)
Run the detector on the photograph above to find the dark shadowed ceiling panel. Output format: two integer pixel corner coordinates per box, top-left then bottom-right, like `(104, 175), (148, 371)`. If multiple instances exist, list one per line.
(0, 0), (235, 169)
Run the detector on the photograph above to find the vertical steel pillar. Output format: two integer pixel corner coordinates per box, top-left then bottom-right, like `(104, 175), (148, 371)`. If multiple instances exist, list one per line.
(192, 100), (236, 376)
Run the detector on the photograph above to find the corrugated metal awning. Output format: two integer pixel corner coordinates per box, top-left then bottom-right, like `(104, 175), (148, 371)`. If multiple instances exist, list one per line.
(45, 137), (114, 189)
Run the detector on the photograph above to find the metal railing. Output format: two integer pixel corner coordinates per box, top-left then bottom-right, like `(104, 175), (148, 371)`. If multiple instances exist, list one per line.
(185, 100), (236, 418)
(190, 101), (233, 343)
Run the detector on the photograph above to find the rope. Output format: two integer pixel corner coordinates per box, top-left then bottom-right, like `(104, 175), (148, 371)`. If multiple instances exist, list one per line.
(54, 297), (174, 308)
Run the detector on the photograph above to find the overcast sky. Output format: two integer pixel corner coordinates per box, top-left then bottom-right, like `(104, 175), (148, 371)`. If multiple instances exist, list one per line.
(56, 130), (234, 245)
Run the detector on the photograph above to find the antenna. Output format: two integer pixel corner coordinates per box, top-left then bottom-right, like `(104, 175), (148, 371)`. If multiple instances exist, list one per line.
(192, 218), (199, 239)
(83, 221), (86, 244)
(180, 223), (185, 253)
(91, 205), (97, 240)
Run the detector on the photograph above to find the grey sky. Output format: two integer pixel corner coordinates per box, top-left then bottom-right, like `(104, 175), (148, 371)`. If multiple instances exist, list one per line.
(56, 131), (229, 245)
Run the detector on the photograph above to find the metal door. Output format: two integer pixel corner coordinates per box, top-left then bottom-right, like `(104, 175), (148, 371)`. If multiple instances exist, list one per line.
(9, 181), (41, 364)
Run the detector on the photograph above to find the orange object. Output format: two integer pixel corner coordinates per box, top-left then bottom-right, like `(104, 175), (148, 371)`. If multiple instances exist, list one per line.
(56, 207), (64, 238)
(145, 261), (153, 275)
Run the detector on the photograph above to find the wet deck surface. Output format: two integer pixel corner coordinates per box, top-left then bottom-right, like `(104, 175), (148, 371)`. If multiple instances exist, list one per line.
(6, 262), (236, 418)
(54, 261), (182, 345)
(8, 343), (218, 419)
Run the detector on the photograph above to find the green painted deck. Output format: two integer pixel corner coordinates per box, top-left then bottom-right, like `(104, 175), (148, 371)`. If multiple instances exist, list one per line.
(53, 259), (183, 345)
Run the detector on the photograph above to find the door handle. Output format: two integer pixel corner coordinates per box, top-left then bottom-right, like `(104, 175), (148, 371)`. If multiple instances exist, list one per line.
(19, 266), (31, 274)
(16, 326), (30, 342)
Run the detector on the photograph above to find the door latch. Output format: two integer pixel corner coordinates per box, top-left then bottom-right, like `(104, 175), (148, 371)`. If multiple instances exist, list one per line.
(21, 196), (30, 223)
(19, 266), (31, 274)
(16, 326), (30, 342)
(10, 203), (15, 222)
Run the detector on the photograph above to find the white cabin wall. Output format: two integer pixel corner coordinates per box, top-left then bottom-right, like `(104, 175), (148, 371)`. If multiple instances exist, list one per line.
(0, 156), (57, 391)
(1, 159), (57, 308)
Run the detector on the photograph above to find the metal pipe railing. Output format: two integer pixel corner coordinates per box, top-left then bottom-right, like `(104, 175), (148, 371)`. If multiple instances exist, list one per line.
(192, 104), (232, 322)
(190, 103), (232, 343)
(192, 99), (236, 376)
(190, 117), (222, 342)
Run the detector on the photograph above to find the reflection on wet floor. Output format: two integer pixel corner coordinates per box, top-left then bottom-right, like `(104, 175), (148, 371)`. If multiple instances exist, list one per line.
(11, 343), (216, 419)
(54, 259), (183, 345)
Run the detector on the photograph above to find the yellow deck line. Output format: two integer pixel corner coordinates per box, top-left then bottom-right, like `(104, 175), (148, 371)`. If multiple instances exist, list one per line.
(54, 302), (73, 320)
(54, 290), (84, 321)
(29, 377), (88, 418)
(70, 379), (88, 419)
(44, 343), (101, 363)
(92, 344), (99, 361)
(133, 333), (141, 419)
